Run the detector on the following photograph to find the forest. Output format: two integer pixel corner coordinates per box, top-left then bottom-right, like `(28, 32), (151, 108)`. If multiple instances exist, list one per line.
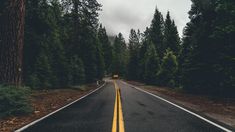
(113, 0), (235, 98)
(0, 0), (234, 118)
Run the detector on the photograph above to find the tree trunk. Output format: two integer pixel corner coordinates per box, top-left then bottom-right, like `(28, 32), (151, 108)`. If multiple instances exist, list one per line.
(0, 0), (25, 86)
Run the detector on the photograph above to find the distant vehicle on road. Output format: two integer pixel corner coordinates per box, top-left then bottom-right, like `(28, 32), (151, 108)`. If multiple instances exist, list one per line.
(112, 74), (119, 79)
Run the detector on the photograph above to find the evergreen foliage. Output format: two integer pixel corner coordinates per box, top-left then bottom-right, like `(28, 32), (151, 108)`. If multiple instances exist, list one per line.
(1, 0), (234, 98)
(149, 7), (164, 58)
(23, 0), (105, 88)
(98, 25), (113, 73)
(123, 1), (234, 97)
(163, 11), (181, 55)
(143, 42), (160, 85)
(158, 49), (178, 87)
(111, 33), (127, 77)
(127, 29), (141, 80)
(68, 56), (85, 85)
(0, 85), (32, 118)
(180, 0), (235, 97)
(96, 38), (105, 80)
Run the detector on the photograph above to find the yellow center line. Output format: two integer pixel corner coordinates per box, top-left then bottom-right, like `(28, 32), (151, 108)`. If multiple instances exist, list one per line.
(112, 81), (125, 132)
(117, 86), (125, 132)
(112, 82), (118, 132)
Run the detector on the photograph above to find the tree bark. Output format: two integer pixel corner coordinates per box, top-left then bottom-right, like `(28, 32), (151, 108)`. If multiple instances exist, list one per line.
(0, 0), (25, 86)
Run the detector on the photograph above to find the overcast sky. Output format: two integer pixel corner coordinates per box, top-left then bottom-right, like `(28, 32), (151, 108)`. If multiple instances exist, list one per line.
(97, 0), (192, 41)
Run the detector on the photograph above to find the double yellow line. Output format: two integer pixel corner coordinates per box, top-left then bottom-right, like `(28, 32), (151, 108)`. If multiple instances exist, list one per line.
(112, 81), (125, 132)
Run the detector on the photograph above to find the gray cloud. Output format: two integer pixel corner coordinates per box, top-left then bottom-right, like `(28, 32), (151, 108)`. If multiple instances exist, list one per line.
(97, 0), (192, 41)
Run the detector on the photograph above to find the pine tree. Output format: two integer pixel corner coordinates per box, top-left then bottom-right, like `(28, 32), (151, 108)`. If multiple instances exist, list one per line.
(47, 0), (68, 87)
(144, 42), (160, 84)
(111, 33), (127, 77)
(61, 0), (102, 83)
(34, 50), (54, 88)
(96, 37), (105, 80)
(163, 11), (180, 55)
(180, 0), (234, 96)
(79, 0), (102, 82)
(98, 25), (113, 73)
(209, 0), (235, 97)
(61, 0), (85, 85)
(80, 28), (98, 82)
(68, 55), (85, 85)
(138, 27), (151, 82)
(127, 29), (141, 80)
(149, 7), (164, 58)
(23, 0), (49, 88)
(23, 0), (68, 88)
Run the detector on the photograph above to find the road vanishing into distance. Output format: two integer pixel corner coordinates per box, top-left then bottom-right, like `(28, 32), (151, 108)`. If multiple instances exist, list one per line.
(17, 80), (233, 132)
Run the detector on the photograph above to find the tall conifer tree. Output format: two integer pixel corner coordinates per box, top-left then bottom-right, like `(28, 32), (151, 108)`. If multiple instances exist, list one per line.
(149, 7), (164, 58)
(127, 29), (141, 80)
(163, 11), (180, 55)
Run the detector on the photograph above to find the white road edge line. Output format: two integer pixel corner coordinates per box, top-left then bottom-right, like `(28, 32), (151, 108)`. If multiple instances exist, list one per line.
(15, 82), (106, 132)
(121, 81), (233, 132)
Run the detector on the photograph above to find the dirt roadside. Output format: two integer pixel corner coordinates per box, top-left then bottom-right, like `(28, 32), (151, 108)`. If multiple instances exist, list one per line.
(0, 83), (103, 132)
(126, 81), (235, 128)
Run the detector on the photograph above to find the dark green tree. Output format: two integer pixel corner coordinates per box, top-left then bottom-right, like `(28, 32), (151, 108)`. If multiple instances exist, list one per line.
(68, 55), (85, 85)
(158, 49), (178, 87)
(23, 0), (56, 88)
(62, 0), (102, 83)
(98, 25), (113, 73)
(127, 29), (141, 80)
(181, 0), (217, 94)
(163, 11), (181, 55)
(33, 50), (54, 88)
(79, 27), (98, 82)
(96, 37), (105, 80)
(209, 0), (235, 97)
(144, 42), (160, 84)
(111, 33), (127, 77)
(138, 27), (151, 82)
(79, 0), (102, 82)
(180, 0), (235, 97)
(149, 7), (164, 58)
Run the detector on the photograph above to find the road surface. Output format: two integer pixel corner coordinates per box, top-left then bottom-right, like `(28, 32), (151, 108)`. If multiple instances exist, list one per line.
(19, 80), (233, 132)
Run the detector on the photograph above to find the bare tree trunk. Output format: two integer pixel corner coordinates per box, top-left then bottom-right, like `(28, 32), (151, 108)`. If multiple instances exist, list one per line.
(0, 0), (25, 86)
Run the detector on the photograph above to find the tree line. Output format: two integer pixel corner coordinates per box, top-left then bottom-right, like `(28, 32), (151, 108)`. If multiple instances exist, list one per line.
(113, 10), (180, 87)
(0, 0), (113, 88)
(0, 0), (234, 97)
(23, 0), (107, 88)
(114, 0), (235, 97)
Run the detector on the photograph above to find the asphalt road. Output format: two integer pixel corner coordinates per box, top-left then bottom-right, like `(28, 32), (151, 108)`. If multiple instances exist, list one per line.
(21, 80), (232, 132)
(23, 81), (115, 132)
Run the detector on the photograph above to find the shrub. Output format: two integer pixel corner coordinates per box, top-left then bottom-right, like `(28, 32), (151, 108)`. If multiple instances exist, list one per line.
(0, 85), (32, 118)
(158, 49), (178, 87)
